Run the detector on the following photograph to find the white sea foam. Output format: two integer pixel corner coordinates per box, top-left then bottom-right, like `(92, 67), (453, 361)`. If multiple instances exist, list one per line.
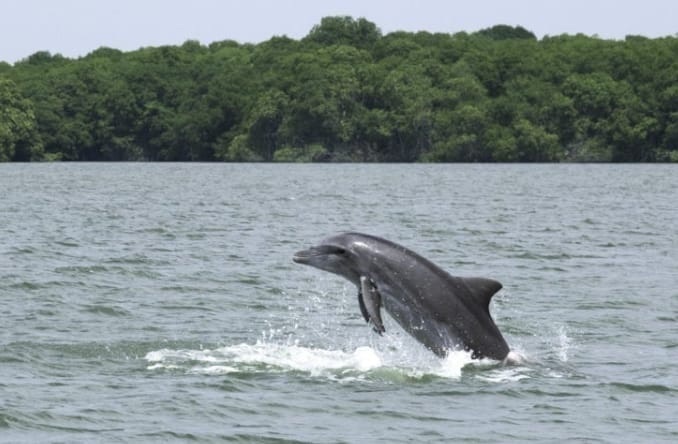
(477, 367), (533, 383)
(432, 350), (476, 379)
(504, 350), (528, 365)
(144, 340), (496, 381)
(145, 342), (383, 378)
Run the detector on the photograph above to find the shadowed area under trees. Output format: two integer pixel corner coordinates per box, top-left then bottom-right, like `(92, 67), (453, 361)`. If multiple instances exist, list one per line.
(2, 17), (678, 162)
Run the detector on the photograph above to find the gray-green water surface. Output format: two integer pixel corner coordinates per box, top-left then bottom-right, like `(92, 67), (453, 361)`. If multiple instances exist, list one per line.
(1, 163), (676, 442)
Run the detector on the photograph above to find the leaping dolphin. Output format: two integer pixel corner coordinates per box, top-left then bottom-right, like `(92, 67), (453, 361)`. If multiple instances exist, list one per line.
(293, 232), (511, 361)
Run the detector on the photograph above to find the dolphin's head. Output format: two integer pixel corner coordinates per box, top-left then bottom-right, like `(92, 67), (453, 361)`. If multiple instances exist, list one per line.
(293, 233), (369, 284)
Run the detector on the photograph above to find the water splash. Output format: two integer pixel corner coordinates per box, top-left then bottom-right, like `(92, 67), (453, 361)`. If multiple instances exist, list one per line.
(146, 342), (381, 378)
(557, 325), (572, 362)
(144, 340), (485, 382)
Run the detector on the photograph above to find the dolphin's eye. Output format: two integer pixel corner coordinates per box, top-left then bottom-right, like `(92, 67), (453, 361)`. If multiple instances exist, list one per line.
(317, 245), (346, 256)
(328, 246), (346, 255)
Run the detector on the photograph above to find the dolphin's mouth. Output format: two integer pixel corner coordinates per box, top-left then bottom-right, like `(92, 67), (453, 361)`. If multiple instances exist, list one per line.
(292, 249), (313, 264)
(293, 245), (345, 264)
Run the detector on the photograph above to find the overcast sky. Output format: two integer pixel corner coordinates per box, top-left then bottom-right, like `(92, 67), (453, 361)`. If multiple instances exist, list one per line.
(1, 0), (676, 64)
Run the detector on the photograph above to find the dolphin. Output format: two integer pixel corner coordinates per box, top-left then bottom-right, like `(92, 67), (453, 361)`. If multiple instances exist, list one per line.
(293, 232), (510, 361)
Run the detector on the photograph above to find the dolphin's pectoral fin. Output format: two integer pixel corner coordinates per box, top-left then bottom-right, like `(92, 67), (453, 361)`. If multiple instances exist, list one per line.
(358, 291), (370, 324)
(359, 276), (385, 335)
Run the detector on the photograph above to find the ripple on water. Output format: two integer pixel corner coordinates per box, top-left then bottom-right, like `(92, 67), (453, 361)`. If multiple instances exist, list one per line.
(606, 382), (676, 394)
(80, 305), (132, 317)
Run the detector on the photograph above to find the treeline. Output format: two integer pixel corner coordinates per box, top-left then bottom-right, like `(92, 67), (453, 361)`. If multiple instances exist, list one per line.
(2, 17), (678, 162)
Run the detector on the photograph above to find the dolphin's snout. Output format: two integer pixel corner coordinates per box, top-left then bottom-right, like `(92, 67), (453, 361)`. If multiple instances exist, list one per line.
(292, 248), (313, 264)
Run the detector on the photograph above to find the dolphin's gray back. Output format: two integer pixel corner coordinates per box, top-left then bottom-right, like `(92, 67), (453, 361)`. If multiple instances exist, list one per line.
(341, 233), (509, 360)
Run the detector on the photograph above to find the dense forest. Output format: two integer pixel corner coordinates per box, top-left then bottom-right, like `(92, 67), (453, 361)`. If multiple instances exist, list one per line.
(2, 17), (678, 162)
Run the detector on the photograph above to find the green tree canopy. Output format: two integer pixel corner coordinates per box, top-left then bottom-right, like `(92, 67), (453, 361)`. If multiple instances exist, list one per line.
(476, 25), (537, 41)
(0, 78), (42, 161)
(3, 16), (678, 162)
(304, 16), (382, 49)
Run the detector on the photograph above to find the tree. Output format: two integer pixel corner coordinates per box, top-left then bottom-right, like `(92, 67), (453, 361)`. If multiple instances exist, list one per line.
(275, 45), (371, 158)
(304, 16), (381, 49)
(17, 51), (66, 66)
(0, 78), (42, 161)
(246, 90), (289, 161)
(427, 104), (490, 162)
(562, 72), (654, 161)
(512, 119), (561, 161)
(476, 25), (537, 41)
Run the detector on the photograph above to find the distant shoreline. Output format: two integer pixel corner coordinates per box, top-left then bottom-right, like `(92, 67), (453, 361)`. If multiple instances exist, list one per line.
(2, 17), (677, 163)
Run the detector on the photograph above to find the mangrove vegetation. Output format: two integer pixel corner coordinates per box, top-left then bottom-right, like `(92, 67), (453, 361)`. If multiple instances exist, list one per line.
(2, 17), (678, 162)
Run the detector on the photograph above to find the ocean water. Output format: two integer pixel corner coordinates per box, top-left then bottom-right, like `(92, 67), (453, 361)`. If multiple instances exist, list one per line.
(1, 163), (676, 443)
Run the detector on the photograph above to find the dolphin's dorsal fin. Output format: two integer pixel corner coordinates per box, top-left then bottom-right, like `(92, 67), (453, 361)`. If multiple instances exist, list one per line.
(463, 277), (503, 312)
